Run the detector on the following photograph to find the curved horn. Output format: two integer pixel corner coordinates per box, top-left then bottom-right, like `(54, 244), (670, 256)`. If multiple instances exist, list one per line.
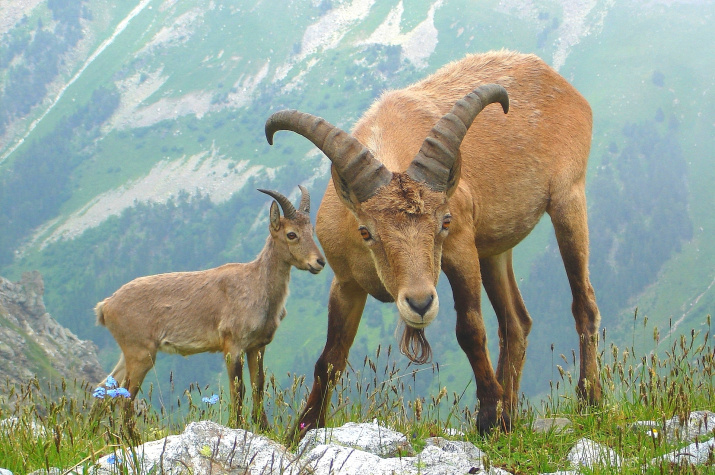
(266, 110), (393, 202)
(406, 83), (509, 192)
(297, 185), (310, 214)
(257, 188), (297, 219)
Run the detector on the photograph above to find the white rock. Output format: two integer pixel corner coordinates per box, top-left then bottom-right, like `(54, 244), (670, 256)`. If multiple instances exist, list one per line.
(652, 437), (715, 467)
(567, 437), (622, 469)
(83, 420), (510, 475)
(298, 420), (412, 457)
(297, 443), (386, 474)
(91, 420), (292, 474)
(664, 410), (715, 443)
(632, 410), (715, 443)
(298, 434), (508, 475)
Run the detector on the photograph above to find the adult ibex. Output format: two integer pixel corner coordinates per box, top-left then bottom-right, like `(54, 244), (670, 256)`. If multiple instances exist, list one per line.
(95, 187), (325, 428)
(266, 51), (601, 439)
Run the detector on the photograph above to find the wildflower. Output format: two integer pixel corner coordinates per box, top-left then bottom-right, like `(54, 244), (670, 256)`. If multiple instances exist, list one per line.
(107, 387), (132, 398)
(93, 387), (106, 399)
(105, 376), (118, 389)
(202, 394), (219, 405)
(300, 422), (306, 430)
(107, 454), (122, 465)
(116, 387), (131, 398)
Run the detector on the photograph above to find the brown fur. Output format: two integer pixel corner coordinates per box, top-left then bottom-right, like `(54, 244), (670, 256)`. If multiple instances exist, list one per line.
(95, 196), (324, 428)
(278, 51), (601, 440)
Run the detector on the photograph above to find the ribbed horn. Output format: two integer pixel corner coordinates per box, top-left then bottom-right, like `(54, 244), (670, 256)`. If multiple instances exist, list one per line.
(266, 110), (393, 202)
(297, 185), (310, 214)
(257, 188), (297, 220)
(406, 84), (509, 192)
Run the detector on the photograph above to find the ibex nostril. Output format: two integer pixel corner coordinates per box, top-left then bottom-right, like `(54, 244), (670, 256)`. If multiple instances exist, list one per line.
(406, 294), (434, 317)
(317, 258), (326, 268)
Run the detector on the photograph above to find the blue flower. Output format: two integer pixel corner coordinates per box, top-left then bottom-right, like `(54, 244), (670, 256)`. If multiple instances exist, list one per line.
(105, 376), (118, 389)
(202, 394), (219, 405)
(115, 387), (131, 398)
(106, 387), (130, 398)
(107, 454), (122, 465)
(93, 387), (106, 399)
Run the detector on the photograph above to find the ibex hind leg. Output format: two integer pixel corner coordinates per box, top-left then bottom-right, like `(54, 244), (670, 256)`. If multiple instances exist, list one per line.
(122, 346), (158, 399)
(548, 187), (602, 406)
(480, 250), (533, 418)
(89, 354), (130, 428)
(100, 353), (127, 387)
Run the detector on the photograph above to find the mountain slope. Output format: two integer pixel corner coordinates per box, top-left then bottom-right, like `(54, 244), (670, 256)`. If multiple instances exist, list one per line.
(0, 271), (104, 394)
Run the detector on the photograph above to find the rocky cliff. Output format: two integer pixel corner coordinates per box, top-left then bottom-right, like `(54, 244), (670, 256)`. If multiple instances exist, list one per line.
(0, 271), (104, 389)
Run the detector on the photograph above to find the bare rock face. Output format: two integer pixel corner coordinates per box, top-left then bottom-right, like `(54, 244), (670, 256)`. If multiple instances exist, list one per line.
(0, 271), (105, 389)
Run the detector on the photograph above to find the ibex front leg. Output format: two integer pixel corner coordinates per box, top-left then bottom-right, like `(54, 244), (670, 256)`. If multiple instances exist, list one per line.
(443, 243), (507, 433)
(224, 348), (246, 427)
(288, 278), (366, 443)
(247, 346), (270, 431)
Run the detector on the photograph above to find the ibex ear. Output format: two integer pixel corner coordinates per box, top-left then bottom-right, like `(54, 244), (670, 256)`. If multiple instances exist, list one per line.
(269, 201), (282, 231)
(330, 167), (359, 212)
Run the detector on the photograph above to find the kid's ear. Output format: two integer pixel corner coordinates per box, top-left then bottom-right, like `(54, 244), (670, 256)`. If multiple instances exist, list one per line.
(269, 201), (281, 231)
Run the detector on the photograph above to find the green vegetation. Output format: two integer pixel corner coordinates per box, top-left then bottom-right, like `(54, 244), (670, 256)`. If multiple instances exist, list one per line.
(0, 86), (120, 265)
(0, 0), (87, 136)
(1, 315), (713, 474)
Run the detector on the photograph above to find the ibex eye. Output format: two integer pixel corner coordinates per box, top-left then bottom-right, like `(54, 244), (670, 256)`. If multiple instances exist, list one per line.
(358, 227), (371, 241)
(442, 215), (452, 230)
(287, 232), (297, 240)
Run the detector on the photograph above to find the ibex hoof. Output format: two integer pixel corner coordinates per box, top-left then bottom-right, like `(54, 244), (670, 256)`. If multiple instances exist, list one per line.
(477, 405), (512, 434)
(576, 378), (602, 406)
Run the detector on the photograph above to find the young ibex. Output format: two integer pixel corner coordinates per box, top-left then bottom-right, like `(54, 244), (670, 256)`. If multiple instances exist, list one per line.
(266, 50), (602, 440)
(95, 186), (325, 428)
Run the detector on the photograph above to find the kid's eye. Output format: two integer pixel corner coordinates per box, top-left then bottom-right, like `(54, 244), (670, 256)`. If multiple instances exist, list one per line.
(287, 232), (297, 240)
